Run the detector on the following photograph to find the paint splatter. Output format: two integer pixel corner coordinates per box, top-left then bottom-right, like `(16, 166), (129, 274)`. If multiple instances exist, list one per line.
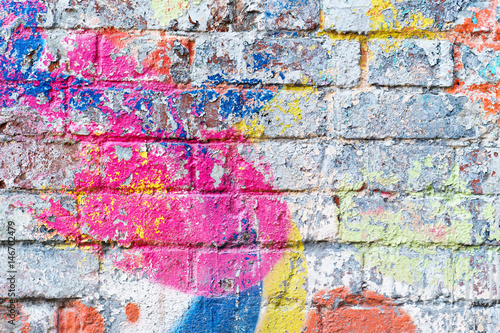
(58, 301), (105, 333)
(305, 288), (417, 333)
(0, 301), (31, 333)
(0, 4), (302, 322)
(125, 303), (140, 323)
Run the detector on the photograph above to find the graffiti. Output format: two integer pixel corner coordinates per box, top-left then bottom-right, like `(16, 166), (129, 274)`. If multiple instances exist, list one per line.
(305, 288), (416, 333)
(58, 301), (105, 333)
(1, 0), (499, 331)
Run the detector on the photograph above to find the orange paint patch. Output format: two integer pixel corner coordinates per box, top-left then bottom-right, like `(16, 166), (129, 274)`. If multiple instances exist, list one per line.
(453, 7), (493, 35)
(447, 35), (500, 125)
(304, 288), (417, 333)
(448, 79), (500, 124)
(125, 302), (140, 323)
(142, 37), (193, 77)
(442, 0), (500, 127)
(99, 28), (135, 49)
(0, 301), (31, 332)
(58, 301), (105, 333)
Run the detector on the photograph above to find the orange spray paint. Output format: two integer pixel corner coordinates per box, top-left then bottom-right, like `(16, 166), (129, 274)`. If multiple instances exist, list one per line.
(304, 288), (416, 333)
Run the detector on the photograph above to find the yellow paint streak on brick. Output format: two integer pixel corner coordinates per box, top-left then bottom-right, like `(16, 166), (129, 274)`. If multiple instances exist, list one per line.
(53, 243), (79, 250)
(235, 87), (312, 137)
(154, 216), (165, 228)
(409, 11), (435, 29)
(256, 224), (306, 333)
(139, 148), (148, 166)
(234, 118), (265, 138)
(136, 224), (145, 239)
(368, 0), (434, 32)
(368, 0), (398, 31)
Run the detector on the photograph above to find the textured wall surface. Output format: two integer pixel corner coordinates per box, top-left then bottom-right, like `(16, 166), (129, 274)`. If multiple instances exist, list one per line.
(0, 0), (499, 332)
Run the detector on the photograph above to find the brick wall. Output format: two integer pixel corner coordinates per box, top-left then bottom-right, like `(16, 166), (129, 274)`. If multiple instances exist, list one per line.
(0, 0), (499, 332)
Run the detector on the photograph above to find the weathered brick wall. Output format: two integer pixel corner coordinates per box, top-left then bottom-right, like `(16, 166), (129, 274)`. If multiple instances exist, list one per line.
(0, 0), (499, 332)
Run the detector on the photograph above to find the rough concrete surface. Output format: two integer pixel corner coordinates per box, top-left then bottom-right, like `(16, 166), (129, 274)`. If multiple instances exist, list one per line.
(0, 0), (500, 332)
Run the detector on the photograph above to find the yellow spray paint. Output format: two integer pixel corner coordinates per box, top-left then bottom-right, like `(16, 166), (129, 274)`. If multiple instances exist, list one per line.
(256, 224), (307, 333)
(235, 118), (265, 138)
(235, 87), (311, 138)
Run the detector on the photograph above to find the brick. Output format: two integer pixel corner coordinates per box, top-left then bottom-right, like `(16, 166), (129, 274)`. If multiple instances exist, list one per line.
(193, 35), (360, 86)
(455, 43), (500, 86)
(208, 289), (262, 333)
(254, 302), (306, 332)
(57, 300), (105, 333)
(76, 191), (295, 250)
(0, 141), (82, 190)
(322, 141), (454, 193)
(236, 87), (328, 139)
(99, 31), (193, 83)
(284, 193), (338, 242)
(336, 89), (479, 139)
(0, 192), (76, 241)
(457, 147), (500, 195)
(306, 288), (418, 333)
(192, 143), (231, 192)
(243, 38), (361, 86)
(368, 39), (454, 87)
(0, 244), (99, 298)
(0, 28), (97, 81)
(234, 140), (324, 191)
(42, 29), (98, 79)
(234, 0), (320, 31)
(0, 1), (55, 29)
(67, 85), (188, 138)
(191, 33), (253, 84)
(172, 286), (262, 333)
(0, 300), (57, 333)
(368, 142), (454, 192)
(100, 141), (192, 191)
(0, 82), (65, 137)
(100, 247), (196, 331)
(67, 85), (324, 140)
(53, 0), (232, 31)
(322, 0), (373, 33)
(109, 246), (192, 293)
(259, 247), (307, 302)
(402, 303), (473, 333)
(195, 248), (263, 296)
(178, 87), (327, 139)
(170, 88), (244, 140)
(130, 86), (303, 140)
(472, 305), (500, 332)
(78, 193), (241, 246)
(323, 0), (478, 33)
(363, 245), (453, 301)
(454, 1), (492, 33)
(452, 247), (500, 302)
(304, 244), (363, 297)
(53, 0), (153, 29)
(234, 194), (299, 245)
(321, 142), (367, 191)
(341, 192), (499, 246)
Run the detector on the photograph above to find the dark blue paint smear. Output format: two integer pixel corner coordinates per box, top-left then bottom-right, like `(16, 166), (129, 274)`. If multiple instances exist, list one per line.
(0, 0), (55, 81)
(181, 88), (277, 120)
(249, 52), (273, 71)
(206, 74), (262, 85)
(171, 284), (262, 333)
